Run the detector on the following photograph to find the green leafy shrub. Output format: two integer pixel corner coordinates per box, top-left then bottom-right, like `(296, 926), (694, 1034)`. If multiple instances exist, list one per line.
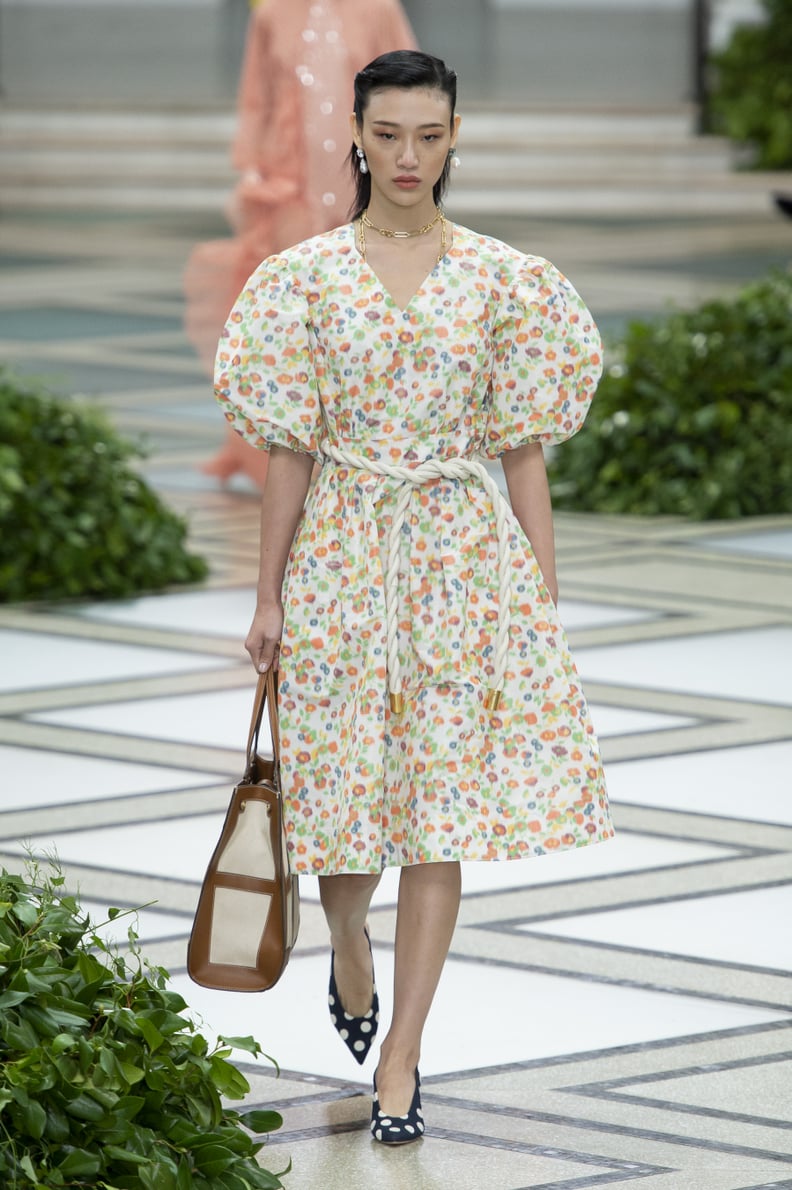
(549, 270), (792, 519)
(708, 0), (792, 168)
(0, 370), (207, 602)
(0, 863), (285, 1189)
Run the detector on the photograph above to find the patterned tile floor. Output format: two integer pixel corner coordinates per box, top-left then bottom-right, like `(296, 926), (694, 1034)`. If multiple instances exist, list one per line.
(1, 167), (792, 1189)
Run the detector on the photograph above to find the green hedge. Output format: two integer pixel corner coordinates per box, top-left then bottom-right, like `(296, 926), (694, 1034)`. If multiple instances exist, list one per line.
(549, 270), (792, 519)
(708, 0), (792, 168)
(0, 372), (207, 602)
(0, 863), (285, 1189)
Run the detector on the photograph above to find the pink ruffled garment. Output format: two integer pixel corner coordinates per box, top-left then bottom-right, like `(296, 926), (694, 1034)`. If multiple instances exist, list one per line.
(184, 0), (417, 372)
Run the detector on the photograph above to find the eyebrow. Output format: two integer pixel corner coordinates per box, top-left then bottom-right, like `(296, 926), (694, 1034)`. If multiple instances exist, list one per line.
(370, 121), (447, 130)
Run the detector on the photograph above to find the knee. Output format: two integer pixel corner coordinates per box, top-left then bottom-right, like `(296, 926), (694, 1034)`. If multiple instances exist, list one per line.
(321, 872), (380, 889)
(401, 860), (461, 887)
(319, 872), (381, 902)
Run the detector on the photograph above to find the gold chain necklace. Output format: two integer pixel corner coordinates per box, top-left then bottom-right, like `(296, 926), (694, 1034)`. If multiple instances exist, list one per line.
(358, 208), (448, 264)
(361, 208), (441, 238)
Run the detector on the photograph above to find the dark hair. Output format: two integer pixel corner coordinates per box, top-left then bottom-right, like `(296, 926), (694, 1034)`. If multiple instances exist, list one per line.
(348, 50), (457, 221)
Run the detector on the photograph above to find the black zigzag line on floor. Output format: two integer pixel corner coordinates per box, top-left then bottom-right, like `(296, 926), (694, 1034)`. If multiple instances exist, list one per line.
(563, 1089), (792, 1134)
(564, 1047), (792, 1094)
(424, 1096), (792, 1165)
(422, 1020), (792, 1083)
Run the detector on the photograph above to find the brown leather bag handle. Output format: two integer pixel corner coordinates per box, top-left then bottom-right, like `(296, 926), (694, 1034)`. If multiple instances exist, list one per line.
(245, 669), (280, 776)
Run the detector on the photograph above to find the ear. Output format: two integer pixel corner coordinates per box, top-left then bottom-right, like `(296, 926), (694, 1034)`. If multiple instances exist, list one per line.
(349, 112), (362, 149)
(450, 113), (462, 150)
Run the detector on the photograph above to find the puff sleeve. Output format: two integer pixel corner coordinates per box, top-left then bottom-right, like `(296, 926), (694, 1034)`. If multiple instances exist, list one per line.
(214, 257), (324, 462)
(482, 257), (602, 457)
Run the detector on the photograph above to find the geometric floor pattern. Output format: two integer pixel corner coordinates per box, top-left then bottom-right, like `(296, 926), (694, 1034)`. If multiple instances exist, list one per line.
(2, 139), (792, 1189)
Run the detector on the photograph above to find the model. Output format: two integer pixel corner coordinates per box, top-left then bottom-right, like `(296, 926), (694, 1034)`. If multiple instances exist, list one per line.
(215, 49), (614, 1145)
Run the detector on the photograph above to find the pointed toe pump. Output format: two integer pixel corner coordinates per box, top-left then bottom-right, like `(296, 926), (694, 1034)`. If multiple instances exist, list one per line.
(370, 1068), (424, 1145)
(328, 929), (379, 1065)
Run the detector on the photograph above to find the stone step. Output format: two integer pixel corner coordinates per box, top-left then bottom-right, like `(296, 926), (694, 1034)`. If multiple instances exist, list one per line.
(1, 178), (784, 219)
(0, 141), (734, 184)
(0, 107), (701, 149)
(1, 106), (780, 218)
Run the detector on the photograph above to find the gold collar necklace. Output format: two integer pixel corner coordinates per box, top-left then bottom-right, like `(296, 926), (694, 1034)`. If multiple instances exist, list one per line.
(358, 208), (448, 264)
(361, 208), (442, 238)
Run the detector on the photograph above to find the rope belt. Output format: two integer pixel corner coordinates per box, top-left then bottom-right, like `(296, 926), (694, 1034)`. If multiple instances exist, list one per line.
(321, 441), (513, 714)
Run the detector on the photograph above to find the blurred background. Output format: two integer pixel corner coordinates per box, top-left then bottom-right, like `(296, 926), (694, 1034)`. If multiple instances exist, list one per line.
(1, 0), (788, 353)
(0, 0), (765, 109)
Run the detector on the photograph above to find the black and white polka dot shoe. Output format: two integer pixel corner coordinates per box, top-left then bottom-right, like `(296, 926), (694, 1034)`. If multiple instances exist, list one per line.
(370, 1068), (424, 1145)
(328, 928), (379, 1065)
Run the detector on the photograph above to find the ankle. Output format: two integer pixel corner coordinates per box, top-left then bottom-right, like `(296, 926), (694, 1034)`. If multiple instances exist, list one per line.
(377, 1042), (420, 1075)
(329, 923), (369, 952)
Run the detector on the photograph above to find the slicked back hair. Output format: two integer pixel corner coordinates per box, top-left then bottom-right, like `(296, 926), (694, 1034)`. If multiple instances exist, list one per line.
(348, 50), (457, 222)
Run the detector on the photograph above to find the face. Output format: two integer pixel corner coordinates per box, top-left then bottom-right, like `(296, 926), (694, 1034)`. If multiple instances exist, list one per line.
(351, 87), (460, 207)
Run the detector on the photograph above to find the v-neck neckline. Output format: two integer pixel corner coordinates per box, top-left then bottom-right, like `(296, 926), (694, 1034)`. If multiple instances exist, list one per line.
(348, 220), (455, 315)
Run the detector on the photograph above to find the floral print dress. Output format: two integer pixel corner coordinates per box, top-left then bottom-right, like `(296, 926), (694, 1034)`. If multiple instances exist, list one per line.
(215, 222), (614, 874)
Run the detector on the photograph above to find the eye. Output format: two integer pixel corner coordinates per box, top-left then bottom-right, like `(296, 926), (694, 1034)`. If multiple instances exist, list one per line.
(423, 135), (439, 143)
(377, 133), (396, 141)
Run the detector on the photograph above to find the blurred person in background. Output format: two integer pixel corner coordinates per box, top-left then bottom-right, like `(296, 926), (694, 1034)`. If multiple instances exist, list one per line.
(184, 0), (416, 486)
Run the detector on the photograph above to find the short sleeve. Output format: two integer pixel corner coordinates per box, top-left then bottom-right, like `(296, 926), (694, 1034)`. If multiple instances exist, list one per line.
(482, 258), (602, 458)
(214, 257), (324, 461)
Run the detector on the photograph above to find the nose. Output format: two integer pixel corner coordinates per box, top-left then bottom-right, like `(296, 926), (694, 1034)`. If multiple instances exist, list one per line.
(397, 138), (419, 169)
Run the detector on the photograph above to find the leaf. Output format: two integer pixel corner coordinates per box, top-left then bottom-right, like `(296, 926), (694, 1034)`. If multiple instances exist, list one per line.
(65, 1093), (106, 1122)
(183, 1090), (216, 1130)
(239, 1110), (283, 1135)
(103, 1145), (150, 1166)
(87, 1085), (120, 1111)
(43, 1104), (71, 1144)
(215, 1173), (255, 1190)
(20, 1155), (38, 1180)
(193, 1143), (239, 1177)
(218, 1036), (262, 1057)
(12, 899), (39, 927)
(118, 1060), (146, 1086)
(113, 1094), (146, 1121)
(0, 989), (29, 1008)
(51, 1032), (78, 1055)
(138, 1017), (165, 1052)
(210, 1056), (251, 1100)
(139, 1162), (179, 1190)
(2, 1017), (38, 1050)
(21, 1097), (47, 1139)
(59, 1148), (103, 1177)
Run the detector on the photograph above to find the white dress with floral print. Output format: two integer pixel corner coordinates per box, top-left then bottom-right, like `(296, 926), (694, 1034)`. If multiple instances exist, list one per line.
(215, 222), (614, 874)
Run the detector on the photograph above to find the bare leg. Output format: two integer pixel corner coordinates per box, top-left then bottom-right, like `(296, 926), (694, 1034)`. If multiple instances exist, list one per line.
(376, 861), (461, 1114)
(319, 872), (382, 1016)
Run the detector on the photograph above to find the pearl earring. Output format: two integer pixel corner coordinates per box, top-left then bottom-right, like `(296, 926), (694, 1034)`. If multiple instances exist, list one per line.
(449, 148), (461, 169)
(356, 147), (368, 175)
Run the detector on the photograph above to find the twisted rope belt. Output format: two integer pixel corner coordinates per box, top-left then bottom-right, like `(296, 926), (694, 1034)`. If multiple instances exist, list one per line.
(321, 441), (513, 714)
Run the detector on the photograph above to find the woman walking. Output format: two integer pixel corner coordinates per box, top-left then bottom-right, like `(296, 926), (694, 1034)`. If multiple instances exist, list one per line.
(215, 49), (614, 1144)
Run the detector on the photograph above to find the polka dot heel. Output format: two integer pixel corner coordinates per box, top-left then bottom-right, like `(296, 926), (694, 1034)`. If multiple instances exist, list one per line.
(370, 1068), (424, 1145)
(328, 929), (379, 1065)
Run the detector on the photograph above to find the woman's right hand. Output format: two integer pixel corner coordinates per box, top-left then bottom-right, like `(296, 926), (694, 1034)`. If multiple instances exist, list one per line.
(245, 601), (284, 673)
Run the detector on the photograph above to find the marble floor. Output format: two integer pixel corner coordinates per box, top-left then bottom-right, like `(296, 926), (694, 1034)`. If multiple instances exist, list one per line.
(1, 116), (792, 1190)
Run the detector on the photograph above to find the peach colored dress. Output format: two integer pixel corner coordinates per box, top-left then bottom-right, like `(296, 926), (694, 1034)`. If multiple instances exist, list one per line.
(184, 0), (417, 372)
